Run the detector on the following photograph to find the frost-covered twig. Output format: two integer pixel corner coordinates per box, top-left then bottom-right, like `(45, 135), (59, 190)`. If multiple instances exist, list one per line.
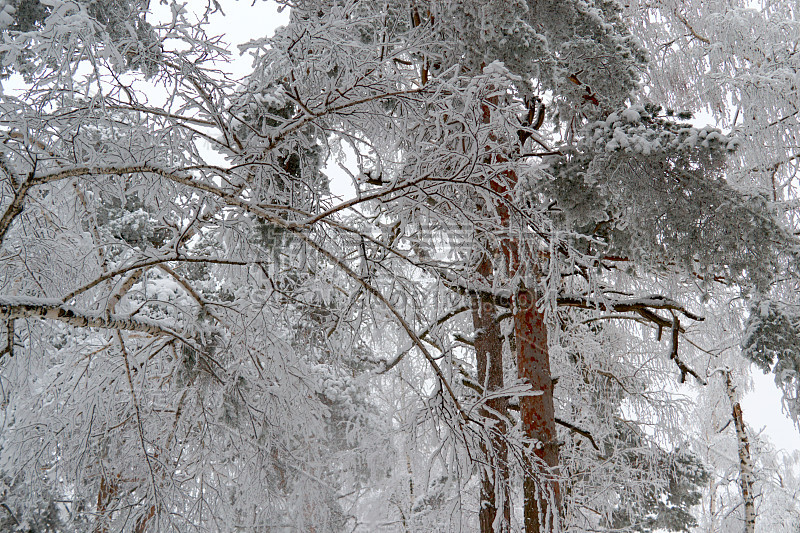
(379, 304), (471, 373)
(0, 319), (13, 359)
(61, 255), (257, 303)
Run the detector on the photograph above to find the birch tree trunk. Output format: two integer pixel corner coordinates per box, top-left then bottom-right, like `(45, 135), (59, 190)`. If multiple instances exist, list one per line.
(724, 371), (756, 533)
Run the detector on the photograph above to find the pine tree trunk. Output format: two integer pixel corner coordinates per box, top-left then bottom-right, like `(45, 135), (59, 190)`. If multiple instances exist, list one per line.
(472, 256), (510, 533)
(724, 371), (756, 533)
(476, 95), (560, 533)
(516, 285), (559, 533)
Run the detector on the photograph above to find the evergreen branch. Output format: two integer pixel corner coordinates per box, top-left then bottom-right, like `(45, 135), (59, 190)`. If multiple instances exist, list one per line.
(557, 295), (704, 324)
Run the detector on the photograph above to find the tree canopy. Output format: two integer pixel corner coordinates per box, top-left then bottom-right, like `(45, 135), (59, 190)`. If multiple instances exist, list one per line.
(0, 1), (799, 532)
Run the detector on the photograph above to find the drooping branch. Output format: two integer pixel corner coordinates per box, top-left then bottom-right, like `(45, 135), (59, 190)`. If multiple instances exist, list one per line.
(1, 503), (20, 527)
(86, 165), (474, 416)
(117, 332), (160, 528)
(669, 315), (705, 384)
(560, 295), (706, 384)
(298, 232), (470, 420)
(2, 161), (465, 414)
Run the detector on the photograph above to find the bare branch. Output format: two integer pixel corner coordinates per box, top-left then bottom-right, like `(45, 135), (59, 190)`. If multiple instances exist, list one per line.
(554, 417), (601, 452)
(672, 10), (711, 44)
(379, 304), (471, 373)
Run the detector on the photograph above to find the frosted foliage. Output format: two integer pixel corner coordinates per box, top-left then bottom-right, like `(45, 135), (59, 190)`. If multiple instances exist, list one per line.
(624, 0), (800, 450)
(626, 1), (800, 202)
(753, 449), (800, 533)
(549, 314), (709, 532)
(542, 105), (787, 290)
(0, 1), (795, 532)
(0, 3), (390, 531)
(0, 1), (15, 28)
(287, 0), (644, 111)
(0, 0), (160, 78)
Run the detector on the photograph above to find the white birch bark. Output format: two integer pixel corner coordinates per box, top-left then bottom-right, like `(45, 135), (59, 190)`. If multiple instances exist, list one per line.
(724, 371), (757, 533)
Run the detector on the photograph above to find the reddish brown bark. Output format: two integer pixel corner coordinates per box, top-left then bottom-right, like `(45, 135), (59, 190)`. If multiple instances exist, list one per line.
(516, 286), (560, 533)
(95, 474), (119, 533)
(475, 95), (560, 533)
(134, 505), (156, 533)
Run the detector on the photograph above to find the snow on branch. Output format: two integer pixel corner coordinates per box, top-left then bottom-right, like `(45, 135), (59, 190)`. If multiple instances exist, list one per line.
(557, 294), (704, 326)
(559, 294), (706, 384)
(0, 296), (201, 347)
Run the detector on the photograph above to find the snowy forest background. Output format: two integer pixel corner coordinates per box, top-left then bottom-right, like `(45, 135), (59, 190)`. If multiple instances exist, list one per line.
(0, 0), (799, 531)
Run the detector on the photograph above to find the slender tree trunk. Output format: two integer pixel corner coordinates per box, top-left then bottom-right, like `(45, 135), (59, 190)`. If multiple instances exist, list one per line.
(708, 477), (718, 533)
(724, 371), (756, 533)
(472, 257), (510, 533)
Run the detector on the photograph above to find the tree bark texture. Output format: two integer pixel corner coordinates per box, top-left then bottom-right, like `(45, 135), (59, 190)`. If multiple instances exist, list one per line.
(95, 474), (119, 533)
(516, 285), (560, 533)
(724, 372), (756, 533)
(472, 257), (510, 533)
(474, 96), (560, 533)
